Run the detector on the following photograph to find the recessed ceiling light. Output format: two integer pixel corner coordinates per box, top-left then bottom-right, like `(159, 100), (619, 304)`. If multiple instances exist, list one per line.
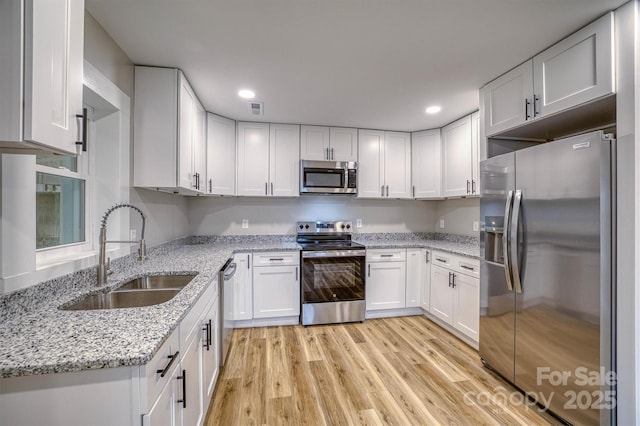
(238, 89), (255, 99)
(425, 105), (442, 114)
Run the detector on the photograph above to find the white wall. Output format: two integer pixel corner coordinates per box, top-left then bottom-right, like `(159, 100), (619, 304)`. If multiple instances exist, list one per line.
(187, 196), (438, 235)
(434, 198), (480, 237)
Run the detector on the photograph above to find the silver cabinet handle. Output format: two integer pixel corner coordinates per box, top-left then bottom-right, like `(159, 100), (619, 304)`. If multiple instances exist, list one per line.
(295, 266), (298, 281)
(466, 180), (470, 194)
(425, 251), (430, 263)
(331, 148), (334, 160)
(511, 190), (523, 294)
(412, 185), (415, 198)
(533, 95), (540, 117)
(381, 185), (384, 197)
(503, 190), (514, 291)
(472, 180), (476, 194)
(208, 179), (212, 193)
(325, 147), (329, 160)
(247, 254), (250, 268)
(265, 182), (268, 196)
(524, 98), (531, 120)
(448, 272), (453, 287)
(193, 173), (199, 189)
(386, 185), (389, 197)
(271, 182), (274, 195)
(368, 264), (371, 277)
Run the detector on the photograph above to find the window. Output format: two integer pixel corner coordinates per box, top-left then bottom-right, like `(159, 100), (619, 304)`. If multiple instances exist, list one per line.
(35, 109), (91, 251)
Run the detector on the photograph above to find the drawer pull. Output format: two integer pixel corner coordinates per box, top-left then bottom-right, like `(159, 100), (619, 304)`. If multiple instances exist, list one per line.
(461, 265), (475, 271)
(436, 258), (447, 263)
(157, 351), (179, 377)
(380, 254), (394, 258)
(269, 258), (284, 261)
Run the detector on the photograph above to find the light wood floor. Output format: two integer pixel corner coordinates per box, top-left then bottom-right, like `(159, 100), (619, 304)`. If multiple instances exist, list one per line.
(205, 316), (559, 425)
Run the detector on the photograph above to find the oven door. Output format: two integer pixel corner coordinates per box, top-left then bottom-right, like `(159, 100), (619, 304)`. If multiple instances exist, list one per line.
(301, 250), (366, 303)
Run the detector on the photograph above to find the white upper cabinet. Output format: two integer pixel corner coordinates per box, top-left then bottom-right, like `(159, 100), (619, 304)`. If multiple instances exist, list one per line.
(0, 0), (84, 154)
(134, 67), (206, 194)
(411, 129), (441, 199)
(206, 113), (236, 195)
(482, 12), (614, 137)
(358, 130), (411, 199)
(442, 114), (479, 197)
(300, 126), (358, 161)
(237, 122), (300, 197)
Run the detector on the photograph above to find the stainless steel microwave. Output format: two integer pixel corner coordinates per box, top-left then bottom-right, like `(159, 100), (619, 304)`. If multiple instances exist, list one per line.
(300, 160), (357, 194)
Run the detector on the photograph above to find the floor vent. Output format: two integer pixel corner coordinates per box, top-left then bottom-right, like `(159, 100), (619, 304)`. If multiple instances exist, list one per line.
(248, 101), (264, 115)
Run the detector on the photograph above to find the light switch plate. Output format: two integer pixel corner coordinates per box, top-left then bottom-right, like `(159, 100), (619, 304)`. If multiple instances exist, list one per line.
(473, 221), (479, 232)
(439, 219), (445, 229)
(130, 229), (137, 240)
(241, 219), (249, 229)
(356, 218), (363, 228)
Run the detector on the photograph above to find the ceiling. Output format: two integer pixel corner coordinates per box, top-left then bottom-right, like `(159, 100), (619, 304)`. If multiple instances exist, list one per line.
(86, 0), (628, 132)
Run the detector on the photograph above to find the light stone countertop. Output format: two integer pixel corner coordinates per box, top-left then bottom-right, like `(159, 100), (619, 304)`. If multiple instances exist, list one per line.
(0, 233), (477, 379)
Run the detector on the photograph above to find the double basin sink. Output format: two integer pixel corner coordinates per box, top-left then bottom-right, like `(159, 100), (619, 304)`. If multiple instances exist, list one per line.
(63, 274), (197, 311)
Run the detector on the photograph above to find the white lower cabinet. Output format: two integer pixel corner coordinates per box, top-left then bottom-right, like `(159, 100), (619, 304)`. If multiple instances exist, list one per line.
(180, 333), (203, 426)
(406, 248), (431, 310)
(252, 252), (300, 319)
(366, 249), (407, 311)
(232, 253), (253, 320)
(429, 251), (479, 343)
(200, 295), (219, 413)
(143, 365), (180, 426)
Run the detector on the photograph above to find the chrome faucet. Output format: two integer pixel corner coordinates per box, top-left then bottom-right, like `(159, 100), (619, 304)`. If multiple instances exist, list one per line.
(97, 203), (147, 286)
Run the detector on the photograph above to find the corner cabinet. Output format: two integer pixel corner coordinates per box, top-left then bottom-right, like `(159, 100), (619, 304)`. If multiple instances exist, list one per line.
(0, 0), (84, 155)
(482, 12), (614, 137)
(236, 122), (300, 197)
(411, 129), (441, 199)
(206, 113), (236, 195)
(358, 130), (411, 199)
(134, 67), (206, 195)
(300, 125), (358, 162)
(406, 248), (431, 310)
(442, 113), (479, 197)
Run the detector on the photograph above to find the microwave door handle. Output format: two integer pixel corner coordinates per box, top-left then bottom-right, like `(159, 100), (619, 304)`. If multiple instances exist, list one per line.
(503, 190), (514, 292)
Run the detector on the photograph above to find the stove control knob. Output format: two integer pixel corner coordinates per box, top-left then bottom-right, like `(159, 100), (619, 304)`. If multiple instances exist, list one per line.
(305, 224), (310, 229)
(346, 224), (351, 229)
(340, 224), (346, 229)
(299, 224), (304, 229)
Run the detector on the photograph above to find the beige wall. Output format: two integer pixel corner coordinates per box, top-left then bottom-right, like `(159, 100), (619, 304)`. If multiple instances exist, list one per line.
(434, 198), (480, 237)
(188, 196), (438, 235)
(84, 11), (190, 247)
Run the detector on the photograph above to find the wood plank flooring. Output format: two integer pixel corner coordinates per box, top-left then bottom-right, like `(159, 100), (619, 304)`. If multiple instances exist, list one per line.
(205, 316), (560, 426)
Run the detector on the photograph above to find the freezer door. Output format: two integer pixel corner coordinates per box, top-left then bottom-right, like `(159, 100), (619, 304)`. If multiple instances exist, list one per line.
(479, 152), (516, 381)
(513, 131), (612, 425)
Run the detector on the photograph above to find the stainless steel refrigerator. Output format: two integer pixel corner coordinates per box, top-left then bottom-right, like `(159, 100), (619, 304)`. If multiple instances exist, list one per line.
(479, 130), (615, 425)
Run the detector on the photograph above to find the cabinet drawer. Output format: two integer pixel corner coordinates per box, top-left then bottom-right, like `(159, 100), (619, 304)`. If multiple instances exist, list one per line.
(431, 250), (479, 277)
(366, 248), (406, 262)
(253, 251), (299, 266)
(142, 328), (180, 410)
(180, 279), (215, 348)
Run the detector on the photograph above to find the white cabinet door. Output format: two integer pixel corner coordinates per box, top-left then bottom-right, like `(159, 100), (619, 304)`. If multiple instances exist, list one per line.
(233, 253), (253, 321)
(300, 125), (330, 160)
(180, 335), (203, 426)
(178, 74), (196, 191)
(405, 249), (422, 308)
(270, 124), (300, 197)
(193, 100), (207, 193)
(366, 261), (406, 311)
(471, 111), (480, 196)
(453, 272), (479, 342)
(411, 129), (441, 199)
(21, 0), (84, 154)
(533, 12), (614, 118)
(206, 113), (236, 195)
(330, 127), (358, 162)
(384, 131), (412, 199)
(236, 122), (270, 196)
(430, 264), (454, 323)
(442, 115), (473, 197)
(420, 250), (431, 311)
(201, 296), (219, 409)
(143, 365), (179, 426)
(481, 61), (533, 137)
(253, 265), (300, 318)
(357, 129), (384, 198)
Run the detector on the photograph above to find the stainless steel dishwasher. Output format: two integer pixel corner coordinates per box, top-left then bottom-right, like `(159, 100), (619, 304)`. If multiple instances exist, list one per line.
(219, 258), (237, 366)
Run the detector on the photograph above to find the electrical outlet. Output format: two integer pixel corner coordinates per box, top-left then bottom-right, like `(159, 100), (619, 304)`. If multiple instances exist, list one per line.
(241, 219), (249, 229)
(130, 229), (137, 240)
(439, 219), (445, 229)
(356, 218), (363, 228)
(473, 221), (479, 232)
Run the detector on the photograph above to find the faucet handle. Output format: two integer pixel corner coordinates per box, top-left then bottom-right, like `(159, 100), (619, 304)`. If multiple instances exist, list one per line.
(106, 257), (113, 275)
(138, 239), (147, 261)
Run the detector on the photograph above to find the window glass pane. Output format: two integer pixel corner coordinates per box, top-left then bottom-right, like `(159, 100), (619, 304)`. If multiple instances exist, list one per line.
(36, 173), (85, 249)
(36, 155), (77, 172)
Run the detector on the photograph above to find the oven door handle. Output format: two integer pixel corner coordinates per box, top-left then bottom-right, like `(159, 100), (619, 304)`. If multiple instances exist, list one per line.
(302, 250), (366, 258)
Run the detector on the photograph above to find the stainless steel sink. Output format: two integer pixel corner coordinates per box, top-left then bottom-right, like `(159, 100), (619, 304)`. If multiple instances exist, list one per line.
(62, 274), (197, 311)
(63, 289), (182, 310)
(116, 274), (196, 290)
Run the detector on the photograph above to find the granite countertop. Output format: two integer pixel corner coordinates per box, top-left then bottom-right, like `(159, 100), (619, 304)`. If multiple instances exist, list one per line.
(0, 233), (477, 379)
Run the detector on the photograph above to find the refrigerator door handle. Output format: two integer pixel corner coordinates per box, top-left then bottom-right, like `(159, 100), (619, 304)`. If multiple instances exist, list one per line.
(503, 190), (514, 291)
(510, 189), (523, 294)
